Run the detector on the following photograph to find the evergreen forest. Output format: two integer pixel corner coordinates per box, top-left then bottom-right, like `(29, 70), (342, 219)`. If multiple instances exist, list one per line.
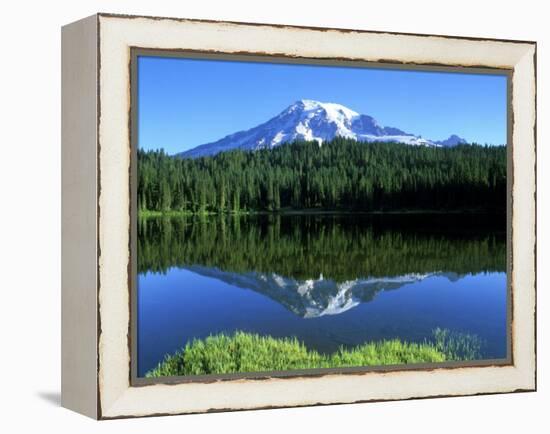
(138, 139), (506, 214)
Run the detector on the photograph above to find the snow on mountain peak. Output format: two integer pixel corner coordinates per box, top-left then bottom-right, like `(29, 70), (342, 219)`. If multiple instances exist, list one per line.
(295, 99), (360, 120)
(177, 100), (467, 158)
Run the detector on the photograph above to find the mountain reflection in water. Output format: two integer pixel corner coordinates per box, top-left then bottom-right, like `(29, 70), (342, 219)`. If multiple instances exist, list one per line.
(137, 213), (507, 376)
(184, 265), (462, 318)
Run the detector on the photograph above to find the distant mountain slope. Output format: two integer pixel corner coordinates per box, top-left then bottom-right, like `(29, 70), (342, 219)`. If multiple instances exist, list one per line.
(177, 99), (467, 158)
(435, 134), (468, 147)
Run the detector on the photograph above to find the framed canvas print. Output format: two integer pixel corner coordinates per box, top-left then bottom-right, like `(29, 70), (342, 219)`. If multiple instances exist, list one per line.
(61, 13), (536, 419)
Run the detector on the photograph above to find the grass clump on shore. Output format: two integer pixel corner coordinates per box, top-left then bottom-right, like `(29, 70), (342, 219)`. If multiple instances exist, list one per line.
(432, 327), (483, 360)
(145, 331), (451, 377)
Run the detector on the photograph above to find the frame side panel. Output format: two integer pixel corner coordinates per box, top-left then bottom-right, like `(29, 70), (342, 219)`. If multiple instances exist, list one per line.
(61, 14), (99, 419)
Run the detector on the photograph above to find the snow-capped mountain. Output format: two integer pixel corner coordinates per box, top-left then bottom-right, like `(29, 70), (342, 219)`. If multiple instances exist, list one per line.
(184, 265), (461, 318)
(177, 99), (467, 158)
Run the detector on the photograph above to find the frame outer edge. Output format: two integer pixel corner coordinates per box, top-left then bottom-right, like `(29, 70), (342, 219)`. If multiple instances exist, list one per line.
(95, 13), (537, 419)
(61, 13), (100, 419)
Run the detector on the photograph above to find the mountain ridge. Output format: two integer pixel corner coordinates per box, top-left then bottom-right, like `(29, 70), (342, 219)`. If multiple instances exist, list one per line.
(177, 99), (468, 158)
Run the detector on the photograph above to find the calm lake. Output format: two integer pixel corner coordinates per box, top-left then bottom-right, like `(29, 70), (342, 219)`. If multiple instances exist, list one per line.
(137, 213), (508, 376)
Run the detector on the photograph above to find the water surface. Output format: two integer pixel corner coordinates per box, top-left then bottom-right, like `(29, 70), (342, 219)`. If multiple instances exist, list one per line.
(137, 213), (507, 376)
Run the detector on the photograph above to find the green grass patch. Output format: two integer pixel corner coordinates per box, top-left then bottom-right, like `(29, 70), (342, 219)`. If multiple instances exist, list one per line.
(144, 331), (469, 377)
(432, 327), (483, 360)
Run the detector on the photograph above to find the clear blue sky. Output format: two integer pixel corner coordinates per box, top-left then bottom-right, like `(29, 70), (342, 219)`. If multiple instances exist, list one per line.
(138, 55), (507, 154)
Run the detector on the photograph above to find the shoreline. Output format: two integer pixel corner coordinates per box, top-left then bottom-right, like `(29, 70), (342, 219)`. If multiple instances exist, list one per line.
(138, 208), (505, 218)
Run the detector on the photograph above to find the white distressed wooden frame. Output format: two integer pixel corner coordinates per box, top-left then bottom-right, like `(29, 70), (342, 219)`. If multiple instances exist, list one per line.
(61, 13), (536, 419)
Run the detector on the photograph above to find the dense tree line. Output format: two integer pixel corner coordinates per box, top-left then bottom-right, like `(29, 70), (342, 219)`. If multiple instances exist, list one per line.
(138, 139), (507, 213)
(138, 214), (506, 280)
